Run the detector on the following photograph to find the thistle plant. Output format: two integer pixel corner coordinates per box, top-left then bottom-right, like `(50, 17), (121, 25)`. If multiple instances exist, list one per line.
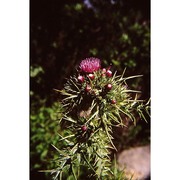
(49, 57), (150, 180)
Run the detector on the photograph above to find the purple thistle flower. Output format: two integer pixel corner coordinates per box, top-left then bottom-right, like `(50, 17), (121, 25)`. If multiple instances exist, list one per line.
(79, 57), (101, 73)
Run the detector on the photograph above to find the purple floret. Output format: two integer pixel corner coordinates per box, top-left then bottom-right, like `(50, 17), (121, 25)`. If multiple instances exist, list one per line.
(79, 57), (101, 73)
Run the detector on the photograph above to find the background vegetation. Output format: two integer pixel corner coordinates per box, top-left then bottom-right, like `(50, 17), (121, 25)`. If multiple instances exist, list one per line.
(30, 0), (150, 179)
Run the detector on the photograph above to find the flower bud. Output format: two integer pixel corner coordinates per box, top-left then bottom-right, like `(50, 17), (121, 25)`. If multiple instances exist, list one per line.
(111, 99), (116, 104)
(102, 68), (106, 73)
(106, 83), (112, 90)
(81, 125), (87, 132)
(85, 84), (91, 92)
(78, 75), (84, 83)
(88, 74), (95, 80)
(106, 70), (112, 77)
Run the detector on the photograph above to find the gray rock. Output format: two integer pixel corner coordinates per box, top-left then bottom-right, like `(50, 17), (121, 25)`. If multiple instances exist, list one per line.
(117, 145), (150, 180)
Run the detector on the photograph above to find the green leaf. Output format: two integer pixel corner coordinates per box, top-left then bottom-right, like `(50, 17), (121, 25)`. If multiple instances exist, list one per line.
(71, 165), (77, 180)
(102, 118), (117, 151)
(63, 115), (77, 123)
(82, 152), (98, 176)
(51, 144), (69, 157)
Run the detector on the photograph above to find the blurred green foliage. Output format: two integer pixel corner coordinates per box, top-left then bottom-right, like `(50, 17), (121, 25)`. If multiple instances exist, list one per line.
(30, 0), (150, 179)
(30, 66), (62, 179)
(30, 101), (59, 170)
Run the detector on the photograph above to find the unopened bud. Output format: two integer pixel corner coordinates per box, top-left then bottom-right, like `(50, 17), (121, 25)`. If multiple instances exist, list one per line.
(78, 75), (84, 83)
(81, 125), (87, 132)
(106, 70), (112, 77)
(106, 83), (112, 90)
(111, 99), (116, 104)
(85, 84), (91, 92)
(88, 74), (95, 80)
(102, 68), (107, 73)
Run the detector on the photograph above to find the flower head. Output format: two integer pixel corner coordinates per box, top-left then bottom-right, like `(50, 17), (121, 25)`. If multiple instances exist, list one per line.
(79, 57), (101, 73)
